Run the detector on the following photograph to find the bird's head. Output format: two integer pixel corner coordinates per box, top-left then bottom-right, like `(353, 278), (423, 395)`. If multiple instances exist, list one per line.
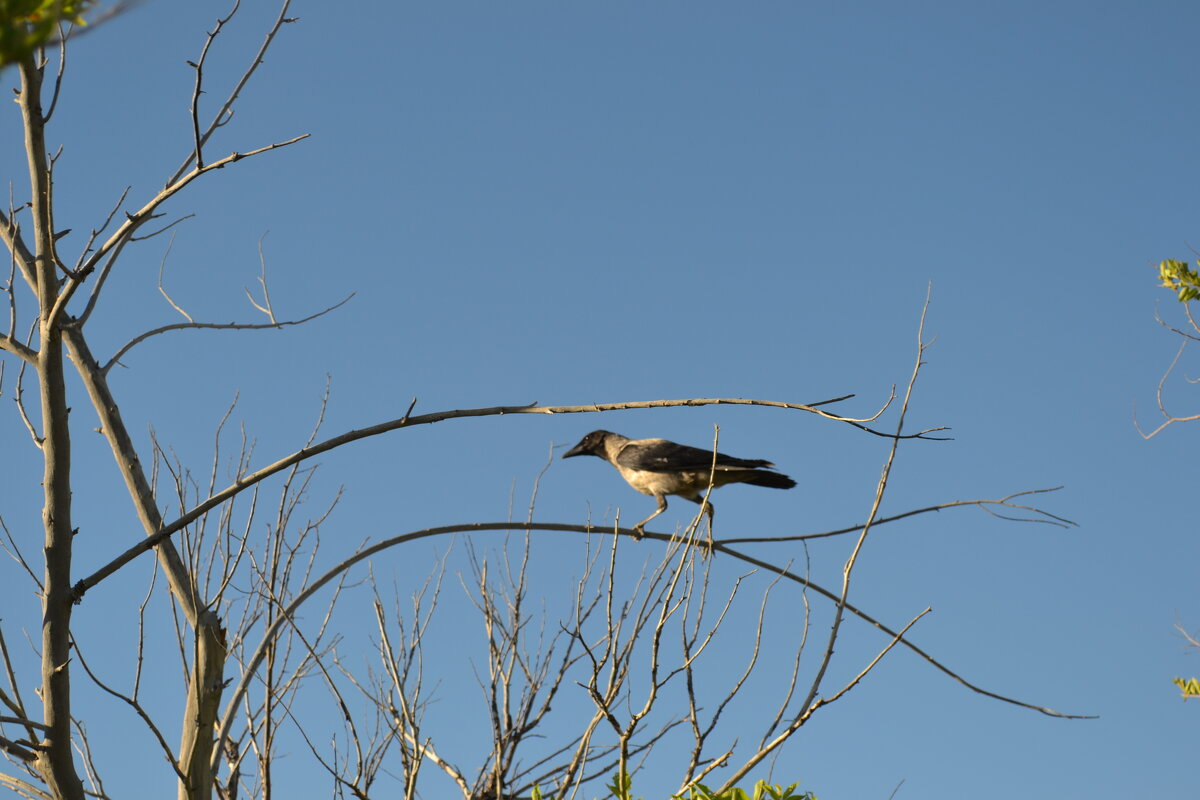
(563, 430), (616, 459)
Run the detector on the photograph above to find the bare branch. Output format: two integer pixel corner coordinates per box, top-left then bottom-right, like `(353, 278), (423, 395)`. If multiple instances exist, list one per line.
(0, 717), (49, 732)
(0, 195), (37, 291)
(1155, 299), (1200, 341)
(795, 288), (934, 746)
(759, 548), (809, 748)
(0, 627), (34, 728)
(189, 503), (1082, 784)
(679, 565), (785, 791)
(71, 641), (186, 782)
(49, 134), (310, 329)
(1134, 338), (1200, 439)
(70, 719), (110, 800)
(0, 515), (43, 594)
(815, 607), (932, 710)
(41, 23), (70, 124)
(0, 735), (38, 763)
(713, 539), (1091, 719)
(73, 391), (924, 598)
(187, 1), (243, 171)
(72, 221), (133, 329)
(70, 186), (129, 273)
(171, 0), (300, 184)
(102, 292), (353, 374)
(719, 486), (1077, 545)
(243, 233), (277, 323)
(717, 606), (932, 791)
(0, 334), (37, 365)
(156, 232), (192, 322)
(15, 357), (41, 447)
(0, 772), (53, 800)
(128, 214), (194, 244)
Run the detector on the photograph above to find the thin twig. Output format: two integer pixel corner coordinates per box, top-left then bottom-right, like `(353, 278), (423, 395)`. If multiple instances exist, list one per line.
(170, 0), (299, 184)
(71, 640), (186, 783)
(1134, 338), (1200, 438)
(243, 233), (277, 323)
(0, 516), (43, 594)
(156, 232), (192, 322)
(102, 292), (353, 374)
(187, 2), (243, 170)
(718, 487), (1076, 544)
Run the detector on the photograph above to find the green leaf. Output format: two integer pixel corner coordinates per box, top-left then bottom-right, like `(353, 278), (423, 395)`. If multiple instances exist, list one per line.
(666, 776), (817, 800)
(1157, 258), (1200, 304)
(0, 0), (97, 66)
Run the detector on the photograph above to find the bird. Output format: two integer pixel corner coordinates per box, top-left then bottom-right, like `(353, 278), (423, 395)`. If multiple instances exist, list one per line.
(562, 430), (796, 538)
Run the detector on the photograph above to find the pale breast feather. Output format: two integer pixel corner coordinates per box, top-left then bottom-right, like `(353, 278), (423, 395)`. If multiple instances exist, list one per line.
(614, 463), (703, 498)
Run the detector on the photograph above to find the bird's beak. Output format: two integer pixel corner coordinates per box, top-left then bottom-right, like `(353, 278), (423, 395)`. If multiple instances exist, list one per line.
(563, 442), (588, 458)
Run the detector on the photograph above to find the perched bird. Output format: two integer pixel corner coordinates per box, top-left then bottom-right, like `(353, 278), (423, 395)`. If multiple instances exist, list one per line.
(563, 430), (796, 537)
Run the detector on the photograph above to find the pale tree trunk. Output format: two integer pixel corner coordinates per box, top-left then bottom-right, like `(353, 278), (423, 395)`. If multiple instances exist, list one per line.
(18, 50), (227, 800)
(20, 57), (85, 800)
(178, 615), (227, 800)
(35, 327), (82, 800)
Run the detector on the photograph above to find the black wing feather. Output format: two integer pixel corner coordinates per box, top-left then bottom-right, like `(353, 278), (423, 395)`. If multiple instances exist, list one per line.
(616, 439), (773, 473)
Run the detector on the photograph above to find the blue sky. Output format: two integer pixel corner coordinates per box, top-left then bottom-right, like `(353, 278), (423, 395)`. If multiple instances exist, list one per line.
(3, 1), (1199, 798)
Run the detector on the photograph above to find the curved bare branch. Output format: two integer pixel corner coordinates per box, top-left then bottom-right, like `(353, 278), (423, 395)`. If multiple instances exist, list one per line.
(101, 292), (354, 374)
(205, 514), (1093, 780)
(72, 391), (946, 599)
(70, 641), (186, 784)
(1134, 338), (1200, 439)
(720, 488), (1076, 545)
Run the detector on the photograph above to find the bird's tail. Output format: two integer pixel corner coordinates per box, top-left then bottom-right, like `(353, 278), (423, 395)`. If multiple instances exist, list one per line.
(740, 471), (797, 490)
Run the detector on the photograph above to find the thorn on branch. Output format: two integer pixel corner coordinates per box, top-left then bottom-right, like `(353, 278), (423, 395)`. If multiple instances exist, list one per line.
(400, 397), (418, 425)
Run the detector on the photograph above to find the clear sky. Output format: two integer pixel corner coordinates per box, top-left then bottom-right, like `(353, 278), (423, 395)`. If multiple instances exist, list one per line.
(2, 2), (1199, 798)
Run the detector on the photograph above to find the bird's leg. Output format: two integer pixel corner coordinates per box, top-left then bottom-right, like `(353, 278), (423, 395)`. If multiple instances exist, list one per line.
(632, 495), (669, 540)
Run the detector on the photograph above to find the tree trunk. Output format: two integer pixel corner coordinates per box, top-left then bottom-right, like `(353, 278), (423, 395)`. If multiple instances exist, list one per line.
(178, 611), (227, 800)
(21, 56), (85, 800)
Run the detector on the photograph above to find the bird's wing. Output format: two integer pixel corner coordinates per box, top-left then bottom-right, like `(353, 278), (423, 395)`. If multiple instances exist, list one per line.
(615, 438), (773, 473)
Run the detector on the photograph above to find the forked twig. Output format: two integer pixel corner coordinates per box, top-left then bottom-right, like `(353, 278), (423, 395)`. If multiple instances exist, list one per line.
(1134, 338), (1200, 439)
